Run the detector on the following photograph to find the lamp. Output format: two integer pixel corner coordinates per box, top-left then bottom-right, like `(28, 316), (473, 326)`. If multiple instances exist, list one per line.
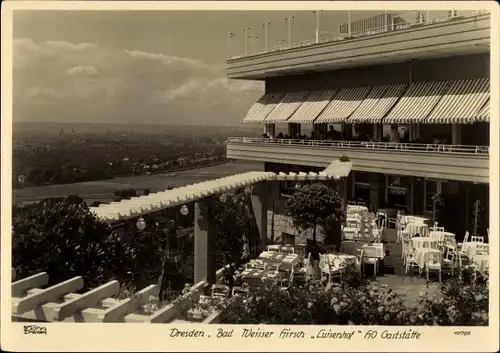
(136, 216), (146, 231)
(244, 186), (253, 195)
(220, 193), (228, 203)
(295, 183), (301, 189)
(180, 205), (189, 216)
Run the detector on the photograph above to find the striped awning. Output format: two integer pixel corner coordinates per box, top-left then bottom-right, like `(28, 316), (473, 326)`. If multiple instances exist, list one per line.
(349, 84), (407, 123)
(425, 78), (490, 124)
(384, 80), (451, 124)
(242, 93), (285, 124)
(242, 94), (274, 124)
(476, 101), (489, 122)
(287, 89), (338, 123)
(264, 91), (311, 124)
(315, 86), (371, 124)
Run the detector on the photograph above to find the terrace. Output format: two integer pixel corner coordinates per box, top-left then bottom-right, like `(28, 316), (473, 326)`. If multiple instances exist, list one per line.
(227, 10), (490, 79)
(226, 138), (490, 183)
(11, 202), (489, 324)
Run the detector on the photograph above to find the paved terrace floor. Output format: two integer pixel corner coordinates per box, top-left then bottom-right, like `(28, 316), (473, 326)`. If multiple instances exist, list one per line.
(380, 228), (442, 307)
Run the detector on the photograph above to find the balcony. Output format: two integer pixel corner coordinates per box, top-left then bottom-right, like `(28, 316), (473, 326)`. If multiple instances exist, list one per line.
(226, 138), (489, 183)
(227, 11), (490, 80)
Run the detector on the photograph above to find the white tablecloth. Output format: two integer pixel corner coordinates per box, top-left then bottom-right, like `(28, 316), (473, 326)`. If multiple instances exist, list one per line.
(430, 231), (456, 243)
(404, 223), (429, 237)
(258, 251), (300, 269)
(461, 242), (488, 258)
(360, 244), (384, 258)
(471, 254), (489, 274)
(324, 254), (358, 271)
(342, 227), (380, 240)
(402, 216), (430, 225)
(347, 205), (368, 214)
(412, 237), (439, 249)
(414, 248), (443, 268)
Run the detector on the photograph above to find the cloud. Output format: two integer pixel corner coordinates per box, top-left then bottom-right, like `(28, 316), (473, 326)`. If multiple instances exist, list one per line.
(13, 38), (264, 125)
(65, 65), (99, 76)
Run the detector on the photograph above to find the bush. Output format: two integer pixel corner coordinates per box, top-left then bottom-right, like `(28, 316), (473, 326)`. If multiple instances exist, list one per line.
(206, 267), (489, 326)
(12, 196), (114, 289)
(417, 268), (489, 326)
(12, 196), (171, 291)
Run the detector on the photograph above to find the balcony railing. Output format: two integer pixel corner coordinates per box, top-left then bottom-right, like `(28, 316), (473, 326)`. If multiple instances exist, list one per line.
(227, 10), (490, 60)
(227, 137), (490, 155)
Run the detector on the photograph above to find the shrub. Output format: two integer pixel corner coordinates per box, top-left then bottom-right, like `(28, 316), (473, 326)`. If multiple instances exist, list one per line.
(417, 268), (489, 326)
(12, 196), (171, 291)
(12, 196), (114, 289)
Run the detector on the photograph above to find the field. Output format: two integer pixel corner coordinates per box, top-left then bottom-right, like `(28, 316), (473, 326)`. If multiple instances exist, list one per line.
(13, 160), (264, 205)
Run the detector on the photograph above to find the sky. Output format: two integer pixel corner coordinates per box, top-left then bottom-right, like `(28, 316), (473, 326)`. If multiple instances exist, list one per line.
(13, 9), (390, 126)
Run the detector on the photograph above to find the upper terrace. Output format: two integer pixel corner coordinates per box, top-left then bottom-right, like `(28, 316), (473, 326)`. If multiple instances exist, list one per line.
(227, 10), (490, 80)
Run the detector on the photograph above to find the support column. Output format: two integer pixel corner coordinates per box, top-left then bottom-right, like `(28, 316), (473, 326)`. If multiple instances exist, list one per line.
(264, 123), (275, 138)
(250, 182), (268, 252)
(340, 176), (349, 210)
(194, 200), (216, 284)
(265, 181), (280, 243)
(452, 124), (461, 145)
(373, 123), (383, 141)
(369, 175), (382, 212)
(287, 123), (294, 137)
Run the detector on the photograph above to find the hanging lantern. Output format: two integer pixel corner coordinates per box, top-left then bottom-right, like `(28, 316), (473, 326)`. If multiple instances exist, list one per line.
(136, 217), (146, 231)
(244, 186), (253, 195)
(180, 205), (189, 216)
(295, 183), (301, 189)
(220, 193), (228, 203)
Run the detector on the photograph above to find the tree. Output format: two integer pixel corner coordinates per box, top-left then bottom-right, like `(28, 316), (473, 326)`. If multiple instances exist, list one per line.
(211, 195), (256, 268)
(12, 196), (114, 289)
(285, 183), (346, 251)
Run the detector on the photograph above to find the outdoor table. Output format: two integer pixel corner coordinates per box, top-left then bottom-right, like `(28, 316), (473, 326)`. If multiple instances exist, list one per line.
(339, 242), (384, 259)
(414, 248), (442, 269)
(462, 242), (488, 259)
(471, 254), (489, 274)
(402, 216), (430, 225)
(412, 237), (438, 249)
(429, 231), (456, 244)
(347, 205), (368, 214)
(404, 222), (429, 237)
(258, 251), (300, 270)
(325, 254), (358, 270)
(241, 268), (281, 285)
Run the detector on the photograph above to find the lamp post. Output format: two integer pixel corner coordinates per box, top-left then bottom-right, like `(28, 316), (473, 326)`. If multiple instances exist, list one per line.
(285, 15), (294, 48)
(262, 21), (271, 52)
(156, 205), (189, 301)
(313, 10), (322, 43)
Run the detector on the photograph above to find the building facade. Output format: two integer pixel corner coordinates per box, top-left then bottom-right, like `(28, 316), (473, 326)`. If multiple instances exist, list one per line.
(225, 11), (491, 240)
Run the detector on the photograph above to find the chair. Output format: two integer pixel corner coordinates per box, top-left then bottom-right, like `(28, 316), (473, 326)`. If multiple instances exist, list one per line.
(357, 201), (367, 207)
(348, 200), (357, 206)
(267, 244), (281, 252)
(424, 252), (442, 283)
(231, 286), (249, 297)
(431, 226), (445, 232)
(343, 229), (356, 241)
(347, 220), (359, 228)
(211, 284), (231, 298)
(404, 245), (419, 275)
(471, 235), (484, 243)
(360, 247), (378, 277)
(280, 246), (295, 254)
(254, 260), (266, 270)
(476, 244), (489, 255)
(457, 231), (469, 253)
(387, 217), (397, 229)
(437, 240), (446, 252)
(442, 245), (459, 276)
